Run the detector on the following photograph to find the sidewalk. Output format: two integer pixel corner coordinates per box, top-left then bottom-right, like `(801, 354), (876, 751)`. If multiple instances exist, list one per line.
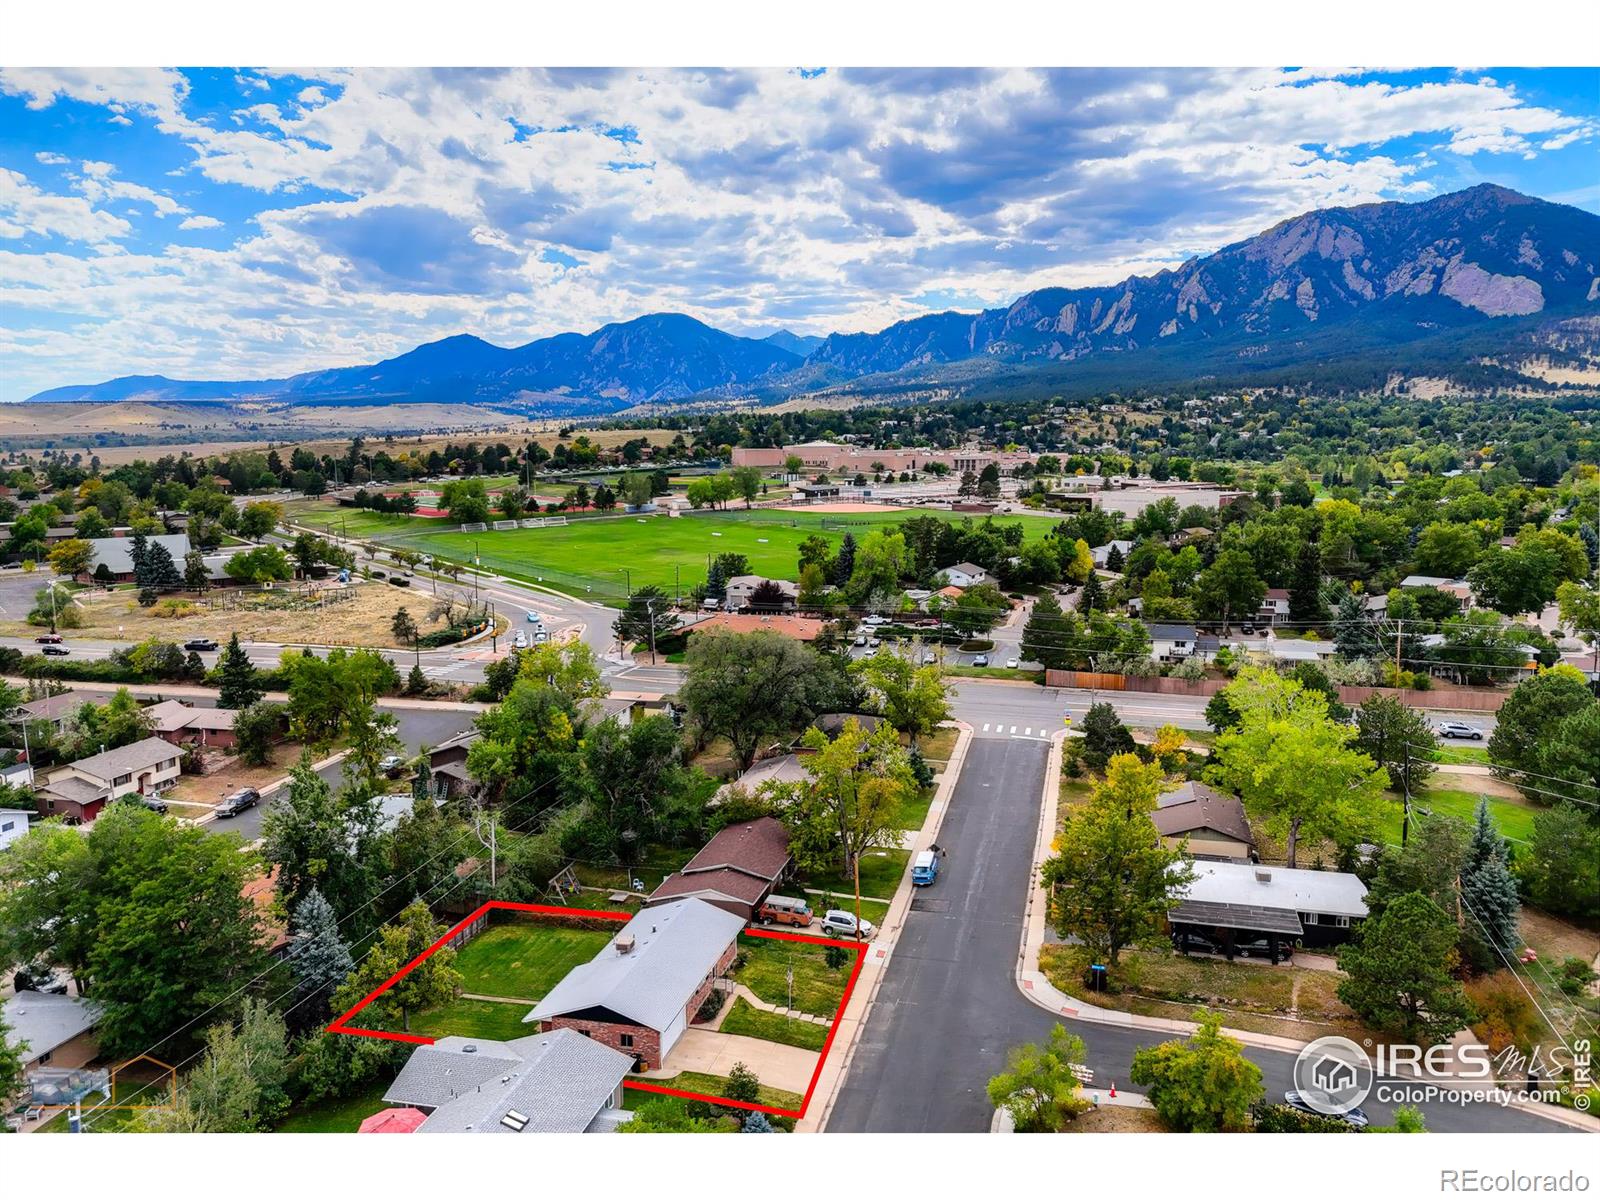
(1013, 729), (1600, 1134)
(800, 719), (974, 1132)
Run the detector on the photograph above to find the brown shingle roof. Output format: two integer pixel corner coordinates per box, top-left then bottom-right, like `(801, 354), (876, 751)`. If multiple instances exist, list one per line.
(681, 816), (791, 882)
(648, 868), (769, 906)
(1153, 781), (1255, 847)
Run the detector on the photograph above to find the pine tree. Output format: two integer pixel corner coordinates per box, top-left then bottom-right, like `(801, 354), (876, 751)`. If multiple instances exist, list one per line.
(287, 888), (354, 1014)
(704, 558), (727, 601)
(1077, 570), (1104, 614)
(407, 663), (429, 695)
(1288, 541), (1327, 626)
(217, 633), (264, 709)
(128, 531), (151, 588)
(1332, 590), (1379, 660)
(831, 532), (857, 587)
(146, 541), (183, 592)
(184, 549), (211, 593)
(1022, 592), (1074, 671)
(1461, 797), (1520, 955)
(742, 1110), (774, 1132)
(1105, 543), (1125, 573)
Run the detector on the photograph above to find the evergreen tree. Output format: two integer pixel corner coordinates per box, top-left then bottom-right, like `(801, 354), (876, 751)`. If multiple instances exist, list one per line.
(1021, 592), (1074, 671)
(217, 633), (264, 709)
(742, 1110), (774, 1133)
(1077, 570), (1104, 614)
(146, 541), (183, 591)
(1337, 892), (1473, 1045)
(184, 548), (211, 593)
(704, 558), (728, 601)
(1079, 701), (1135, 771)
(830, 532), (857, 587)
(407, 663), (429, 695)
(128, 531), (151, 588)
(286, 887), (354, 1016)
(1461, 797), (1520, 957)
(1288, 541), (1327, 625)
(1105, 543), (1125, 572)
(1332, 590), (1380, 660)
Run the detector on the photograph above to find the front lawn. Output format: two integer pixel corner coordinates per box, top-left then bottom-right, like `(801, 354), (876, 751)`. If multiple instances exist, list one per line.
(804, 848), (909, 900)
(407, 997), (531, 1042)
(276, 1078), (394, 1132)
(890, 785), (936, 832)
(734, 936), (854, 1016)
(451, 920), (614, 1000)
(718, 997), (830, 1051)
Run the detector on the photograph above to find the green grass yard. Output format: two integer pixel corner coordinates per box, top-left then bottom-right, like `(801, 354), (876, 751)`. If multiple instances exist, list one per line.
(283, 501), (1057, 600)
(624, 1071), (803, 1112)
(734, 935), (854, 1016)
(276, 1078), (394, 1132)
(451, 919), (615, 1000)
(407, 997), (532, 1042)
(717, 997), (831, 1051)
(1375, 787), (1539, 846)
(805, 848), (910, 900)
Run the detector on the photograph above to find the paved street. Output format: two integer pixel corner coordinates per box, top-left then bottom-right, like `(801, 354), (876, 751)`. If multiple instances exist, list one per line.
(826, 732), (1561, 1134)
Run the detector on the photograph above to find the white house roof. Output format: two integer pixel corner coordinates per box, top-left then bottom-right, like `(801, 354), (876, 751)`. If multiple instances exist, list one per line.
(4, 991), (99, 1063)
(386, 1031), (632, 1133)
(526, 898), (745, 1031)
(947, 562), (986, 577)
(1180, 861), (1369, 919)
(87, 533), (191, 575)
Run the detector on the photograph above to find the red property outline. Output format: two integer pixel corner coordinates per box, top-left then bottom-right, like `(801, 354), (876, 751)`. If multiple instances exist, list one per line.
(327, 900), (866, 1119)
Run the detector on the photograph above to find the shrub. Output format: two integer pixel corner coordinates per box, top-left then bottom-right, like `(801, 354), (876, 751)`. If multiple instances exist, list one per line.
(1252, 1103), (1357, 1133)
(695, 988), (726, 1023)
(1466, 972), (1546, 1055)
(1557, 957), (1598, 997)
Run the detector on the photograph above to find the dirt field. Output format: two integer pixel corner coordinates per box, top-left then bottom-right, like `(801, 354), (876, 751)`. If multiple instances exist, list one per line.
(15, 581), (466, 648)
(1066, 1104), (1166, 1132)
(170, 742), (309, 811)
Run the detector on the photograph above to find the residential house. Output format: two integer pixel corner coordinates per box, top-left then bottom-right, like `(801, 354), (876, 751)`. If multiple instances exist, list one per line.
(143, 699), (238, 749)
(646, 816), (792, 921)
(526, 898), (746, 1070)
(9, 691), (86, 735)
(4, 990), (100, 1074)
(1256, 588), (1291, 627)
(1169, 861), (1369, 960)
(426, 729), (480, 800)
(37, 737), (183, 823)
(1149, 623), (1203, 663)
(0, 807), (32, 851)
(712, 751), (813, 806)
(1153, 781), (1255, 862)
(580, 696), (641, 728)
(724, 575), (799, 611)
(1090, 539), (1134, 570)
(384, 1031), (633, 1133)
(83, 533), (192, 583)
(811, 712), (886, 739)
(242, 867), (291, 958)
(1397, 575), (1473, 614)
(940, 562), (989, 588)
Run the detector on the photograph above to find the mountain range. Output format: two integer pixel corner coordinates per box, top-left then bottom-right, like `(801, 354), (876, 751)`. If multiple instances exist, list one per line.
(27, 185), (1600, 412)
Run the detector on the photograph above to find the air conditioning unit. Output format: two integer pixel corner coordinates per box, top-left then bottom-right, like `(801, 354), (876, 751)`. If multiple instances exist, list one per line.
(615, 934), (636, 955)
(1255, 869), (1273, 884)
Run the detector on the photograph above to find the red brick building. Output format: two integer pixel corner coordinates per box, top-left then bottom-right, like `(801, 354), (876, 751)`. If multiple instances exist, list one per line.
(525, 899), (745, 1071)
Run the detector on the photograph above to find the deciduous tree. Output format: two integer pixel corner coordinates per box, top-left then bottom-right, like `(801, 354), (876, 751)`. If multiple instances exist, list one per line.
(1337, 892), (1473, 1045)
(986, 1023), (1092, 1132)
(1130, 1011), (1263, 1132)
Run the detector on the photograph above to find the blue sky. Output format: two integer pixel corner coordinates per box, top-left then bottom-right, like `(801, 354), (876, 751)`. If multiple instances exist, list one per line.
(0, 66), (1596, 402)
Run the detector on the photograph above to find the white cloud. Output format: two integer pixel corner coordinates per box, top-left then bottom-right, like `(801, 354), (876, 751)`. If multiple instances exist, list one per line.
(34, 151), (69, 165)
(70, 160), (188, 217)
(0, 168), (131, 245)
(178, 214), (223, 230)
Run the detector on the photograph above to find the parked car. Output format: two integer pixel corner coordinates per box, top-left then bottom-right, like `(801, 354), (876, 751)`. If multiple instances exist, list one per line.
(820, 910), (876, 940)
(12, 965), (70, 995)
(911, 849), (940, 886)
(1283, 1090), (1370, 1128)
(378, 755), (407, 777)
(183, 637), (219, 651)
(1436, 720), (1483, 740)
(1006, 657), (1019, 669)
(132, 793), (168, 815)
(868, 637), (882, 648)
(921, 652), (937, 665)
(1235, 937), (1292, 961)
(972, 654), (990, 667)
(1172, 931), (1227, 956)
(757, 895), (813, 927)
(854, 634), (868, 647)
(215, 787), (260, 817)
(40, 644), (70, 657)
(33, 632), (63, 644)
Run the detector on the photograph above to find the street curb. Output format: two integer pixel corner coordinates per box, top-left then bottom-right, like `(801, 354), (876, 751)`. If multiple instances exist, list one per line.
(1012, 731), (1600, 1134)
(802, 719), (974, 1133)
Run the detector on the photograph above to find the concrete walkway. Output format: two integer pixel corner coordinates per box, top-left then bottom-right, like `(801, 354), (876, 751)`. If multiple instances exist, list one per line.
(714, 983), (829, 1026)
(646, 1028), (819, 1096)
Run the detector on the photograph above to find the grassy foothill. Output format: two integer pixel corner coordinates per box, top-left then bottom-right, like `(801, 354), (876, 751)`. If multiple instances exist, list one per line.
(718, 997), (831, 1052)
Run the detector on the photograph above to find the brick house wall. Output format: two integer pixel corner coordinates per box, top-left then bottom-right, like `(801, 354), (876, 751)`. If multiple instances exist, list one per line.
(685, 939), (739, 1024)
(542, 1016), (662, 1071)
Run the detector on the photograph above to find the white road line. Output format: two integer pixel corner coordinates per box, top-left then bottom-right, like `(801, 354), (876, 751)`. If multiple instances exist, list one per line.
(982, 723), (991, 732)
(1009, 725), (1017, 734)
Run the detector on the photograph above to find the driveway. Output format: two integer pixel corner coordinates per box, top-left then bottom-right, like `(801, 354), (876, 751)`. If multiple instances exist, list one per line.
(649, 1027), (819, 1097)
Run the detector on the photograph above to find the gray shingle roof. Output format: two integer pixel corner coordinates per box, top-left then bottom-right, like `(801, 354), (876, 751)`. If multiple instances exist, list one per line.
(87, 533), (191, 576)
(527, 898), (745, 1031)
(4, 991), (99, 1063)
(387, 1031), (632, 1134)
(65, 736), (180, 784)
(11, 692), (85, 723)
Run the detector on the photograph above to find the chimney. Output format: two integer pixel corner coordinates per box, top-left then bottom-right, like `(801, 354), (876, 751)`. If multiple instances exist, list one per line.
(615, 934), (636, 955)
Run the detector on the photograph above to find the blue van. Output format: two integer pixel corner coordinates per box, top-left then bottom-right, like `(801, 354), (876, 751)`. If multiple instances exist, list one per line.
(911, 849), (939, 886)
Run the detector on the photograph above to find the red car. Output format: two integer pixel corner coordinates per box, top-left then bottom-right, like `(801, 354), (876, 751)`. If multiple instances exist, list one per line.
(34, 633), (63, 644)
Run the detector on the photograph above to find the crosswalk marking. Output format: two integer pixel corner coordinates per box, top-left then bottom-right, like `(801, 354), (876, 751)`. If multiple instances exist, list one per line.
(982, 723), (991, 732)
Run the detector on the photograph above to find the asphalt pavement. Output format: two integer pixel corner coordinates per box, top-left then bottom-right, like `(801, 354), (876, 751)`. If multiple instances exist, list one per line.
(825, 733), (1562, 1133)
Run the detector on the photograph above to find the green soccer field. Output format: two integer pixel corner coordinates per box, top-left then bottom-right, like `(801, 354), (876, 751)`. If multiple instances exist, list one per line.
(289, 503), (1058, 602)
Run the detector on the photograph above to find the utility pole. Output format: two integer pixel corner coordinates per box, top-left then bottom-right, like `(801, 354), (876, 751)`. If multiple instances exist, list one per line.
(645, 598), (657, 665)
(1393, 617), (1404, 682)
(1400, 739), (1413, 848)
